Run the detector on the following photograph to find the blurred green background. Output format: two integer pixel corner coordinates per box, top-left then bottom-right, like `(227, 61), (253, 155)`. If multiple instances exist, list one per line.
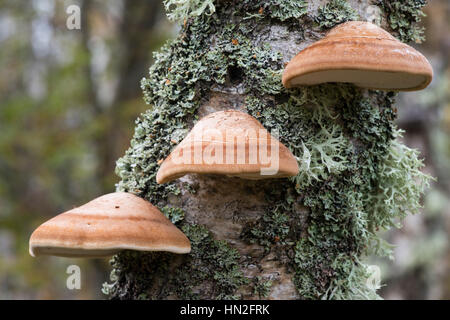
(0, 0), (448, 299)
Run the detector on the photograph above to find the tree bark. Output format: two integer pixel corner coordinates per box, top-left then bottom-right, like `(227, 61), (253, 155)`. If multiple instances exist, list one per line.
(103, 0), (430, 300)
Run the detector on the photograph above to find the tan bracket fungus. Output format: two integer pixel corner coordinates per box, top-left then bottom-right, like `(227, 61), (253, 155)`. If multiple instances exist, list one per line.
(156, 110), (299, 184)
(282, 21), (433, 91)
(29, 192), (191, 258)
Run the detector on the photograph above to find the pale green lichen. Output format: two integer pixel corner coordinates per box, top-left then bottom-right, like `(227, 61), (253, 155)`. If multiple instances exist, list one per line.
(365, 130), (432, 232)
(315, 0), (360, 29)
(324, 258), (381, 300)
(161, 206), (185, 224)
(253, 276), (273, 298)
(378, 0), (427, 43)
(241, 0), (308, 22)
(245, 90), (350, 190)
(164, 0), (215, 23)
(297, 125), (348, 188)
(264, 0), (308, 22)
(176, 224), (249, 300)
(103, 224), (248, 300)
(244, 206), (290, 249)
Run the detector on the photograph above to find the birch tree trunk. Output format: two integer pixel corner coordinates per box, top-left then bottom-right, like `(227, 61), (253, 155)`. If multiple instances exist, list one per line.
(103, 0), (430, 300)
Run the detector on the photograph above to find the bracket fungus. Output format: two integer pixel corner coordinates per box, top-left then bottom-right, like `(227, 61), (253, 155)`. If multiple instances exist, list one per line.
(156, 110), (299, 184)
(282, 21), (433, 91)
(29, 192), (191, 258)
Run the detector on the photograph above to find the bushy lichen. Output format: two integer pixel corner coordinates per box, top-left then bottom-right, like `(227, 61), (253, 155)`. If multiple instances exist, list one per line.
(377, 0), (427, 43)
(102, 250), (171, 299)
(161, 206), (185, 224)
(315, 0), (360, 29)
(242, 202), (290, 250)
(163, 0), (215, 22)
(245, 88), (350, 190)
(174, 224), (249, 299)
(107, 0), (431, 300)
(244, 84), (429, 299)
(365, 130), (432, 232)
(253, 276), (273, 299)
(240, 0), (308, 22)
(261, 0), (308, 22)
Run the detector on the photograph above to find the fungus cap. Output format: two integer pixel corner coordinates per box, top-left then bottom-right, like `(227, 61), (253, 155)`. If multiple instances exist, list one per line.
(282, 21), (433, 91)
(29, 192), (191, 258)
(156, 110), (299, 184)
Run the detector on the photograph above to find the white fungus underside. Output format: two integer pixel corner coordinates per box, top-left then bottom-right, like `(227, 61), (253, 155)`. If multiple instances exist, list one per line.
(290, 69), (427, 90)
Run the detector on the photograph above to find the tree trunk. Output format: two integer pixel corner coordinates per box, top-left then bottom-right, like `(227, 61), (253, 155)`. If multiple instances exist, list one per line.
(103, 0), (430, 300)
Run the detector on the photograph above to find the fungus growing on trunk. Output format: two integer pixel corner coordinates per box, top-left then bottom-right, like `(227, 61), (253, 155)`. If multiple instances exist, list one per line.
(282, 21), (433, 91)
(29, 192), (191, 258)
(156, 110), (299, 184)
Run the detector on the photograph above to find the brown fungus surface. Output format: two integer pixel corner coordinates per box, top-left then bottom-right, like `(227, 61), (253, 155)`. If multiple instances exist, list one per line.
(157, 110), (299, 184)
(282, 21), (433, 91)
(29, 192), (191, 258)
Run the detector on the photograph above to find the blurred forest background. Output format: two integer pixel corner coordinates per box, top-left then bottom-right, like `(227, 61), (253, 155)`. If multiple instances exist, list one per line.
(0, 0), (448, 299)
